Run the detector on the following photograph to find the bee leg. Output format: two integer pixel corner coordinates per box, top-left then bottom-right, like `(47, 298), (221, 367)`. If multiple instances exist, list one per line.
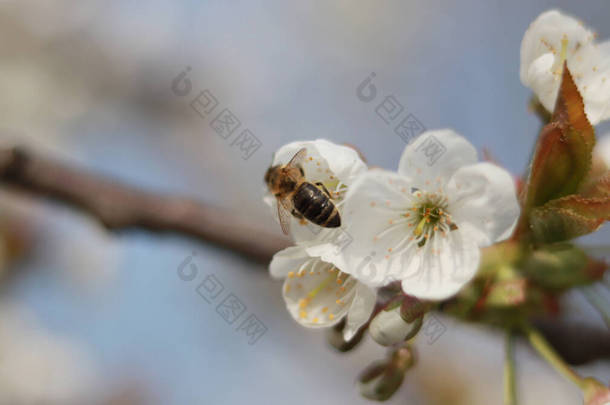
(315, 182), (333, 199)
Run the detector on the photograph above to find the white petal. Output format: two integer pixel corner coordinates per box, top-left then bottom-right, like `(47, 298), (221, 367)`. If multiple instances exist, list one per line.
(520, 10), (610, 124)
(399, 229), (480, 300)
(272, 139), (366, 186)
(576, 40), (610, 125)
(343, 283), (377, 341)
(520, 10), (593, 85)
(282, 257), (363, 329)
(340, 169), (415, 286)
(269, 245), (310, 279)
(369, 305), (417, 346)
(397, 129), (478, 189)
(446, 162), (520, 246)
(266, 139), (367, 243)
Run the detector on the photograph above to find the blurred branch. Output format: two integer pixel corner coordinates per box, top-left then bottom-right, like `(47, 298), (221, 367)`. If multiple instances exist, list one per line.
(1, 146), (609, 363)
(0, 146), (290, 263)
(533, 318), (610, 365)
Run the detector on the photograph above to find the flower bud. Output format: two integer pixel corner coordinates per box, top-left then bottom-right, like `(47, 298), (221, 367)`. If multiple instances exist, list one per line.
(358, 344), (415, 401)
(583, 378), (610, 405)
(370, 300), (423, 347)
(326, 318), (365, 352)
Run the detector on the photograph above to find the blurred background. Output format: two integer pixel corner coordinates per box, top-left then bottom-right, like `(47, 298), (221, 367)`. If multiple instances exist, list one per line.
(0, 0), (609, 404)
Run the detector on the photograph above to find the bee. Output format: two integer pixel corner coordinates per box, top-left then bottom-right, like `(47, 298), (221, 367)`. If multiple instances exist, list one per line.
(265, 148), (341, 235)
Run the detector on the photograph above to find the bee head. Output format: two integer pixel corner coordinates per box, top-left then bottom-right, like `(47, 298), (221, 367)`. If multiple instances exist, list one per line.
(264, 165), (279, 186)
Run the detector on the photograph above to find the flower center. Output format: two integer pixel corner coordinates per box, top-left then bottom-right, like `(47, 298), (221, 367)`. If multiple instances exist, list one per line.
(405, 191), (454, 247)
(552, 34), (569, 77)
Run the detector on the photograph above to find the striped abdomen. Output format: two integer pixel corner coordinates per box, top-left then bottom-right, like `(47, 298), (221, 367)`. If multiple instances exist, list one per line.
(292, 183), (341, 228)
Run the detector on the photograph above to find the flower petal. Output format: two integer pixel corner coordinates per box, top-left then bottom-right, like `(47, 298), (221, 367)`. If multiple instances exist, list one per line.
(264, 139), (367, 243)
(520, 10), (593, 86)
(446, 162), (520, 246)
(343, 283), (377, 341)
(397, 129), (477, 189)
(272, 139), (366, 186)
(340, 169), (415, 286)
(269, 245), (311, 279)
(399, 228), (481, 300)
(520, 10), (610, 124)
(282, 257), (363, 328)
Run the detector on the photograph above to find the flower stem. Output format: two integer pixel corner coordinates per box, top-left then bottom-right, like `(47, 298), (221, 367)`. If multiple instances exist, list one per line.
(523, 324), (587, 390)
(504, 331), (518, 405)
(581, 288), (610, 328)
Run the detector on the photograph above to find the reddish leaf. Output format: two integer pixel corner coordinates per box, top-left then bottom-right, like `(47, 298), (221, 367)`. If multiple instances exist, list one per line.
(530, 206), (604, 243)
(522, 65), (595, 210)
(546, 194), (610, 220)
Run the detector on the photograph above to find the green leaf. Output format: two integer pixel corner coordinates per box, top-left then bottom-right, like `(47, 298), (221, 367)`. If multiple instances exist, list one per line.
(530, 194), (609, 243)
(520, 244), (603, 289)
(530, 206), (604, 243)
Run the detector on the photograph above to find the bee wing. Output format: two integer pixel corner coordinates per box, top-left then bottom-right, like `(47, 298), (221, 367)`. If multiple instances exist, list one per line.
(277, 199), (293, 235)
(286, 147), (307, 169)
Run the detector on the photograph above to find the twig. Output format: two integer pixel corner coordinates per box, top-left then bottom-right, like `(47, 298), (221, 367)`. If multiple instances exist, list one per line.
(0, 146), (290, 263)
(1, 146), (610, 364)
(523, 324), (587, 390)
(504, 331), (518, 405)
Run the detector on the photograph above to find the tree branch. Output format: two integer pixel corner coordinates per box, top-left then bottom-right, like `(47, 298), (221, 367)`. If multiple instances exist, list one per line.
(1, 146), (609, 364)
(0, 146), (290, 263)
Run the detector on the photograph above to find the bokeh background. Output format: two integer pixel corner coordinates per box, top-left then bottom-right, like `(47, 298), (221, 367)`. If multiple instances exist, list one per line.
(0, 1), (609, 404)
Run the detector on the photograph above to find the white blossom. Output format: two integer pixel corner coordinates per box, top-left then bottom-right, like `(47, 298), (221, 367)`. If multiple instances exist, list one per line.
(264, 139), (367, 243)
(328, 130), (520, 300)
(520, 9), (610, 125)
(269, 244), (376, 340)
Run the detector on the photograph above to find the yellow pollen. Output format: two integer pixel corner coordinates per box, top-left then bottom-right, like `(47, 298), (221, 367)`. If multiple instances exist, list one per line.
(288, 272), (295, 278)
(322, 307), (329, 313)
(336, 299), (342, 305)
(312, 317), (319, 323)
(285, 284), (291, 293)
(329, 314), (335, 320)
(299, 310), (307, 318)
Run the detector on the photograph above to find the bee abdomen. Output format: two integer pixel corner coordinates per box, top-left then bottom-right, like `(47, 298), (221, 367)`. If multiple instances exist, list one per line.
(293, 183), (341, 228)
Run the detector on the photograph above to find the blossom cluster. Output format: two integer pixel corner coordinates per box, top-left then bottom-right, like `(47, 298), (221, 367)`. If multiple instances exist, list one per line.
(262, 8), (610, 403)
(263, 9), (610, 341)
(265, 132), (520, 337)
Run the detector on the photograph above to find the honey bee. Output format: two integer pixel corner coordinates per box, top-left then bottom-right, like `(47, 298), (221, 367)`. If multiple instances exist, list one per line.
(265, 148), (341, 235)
